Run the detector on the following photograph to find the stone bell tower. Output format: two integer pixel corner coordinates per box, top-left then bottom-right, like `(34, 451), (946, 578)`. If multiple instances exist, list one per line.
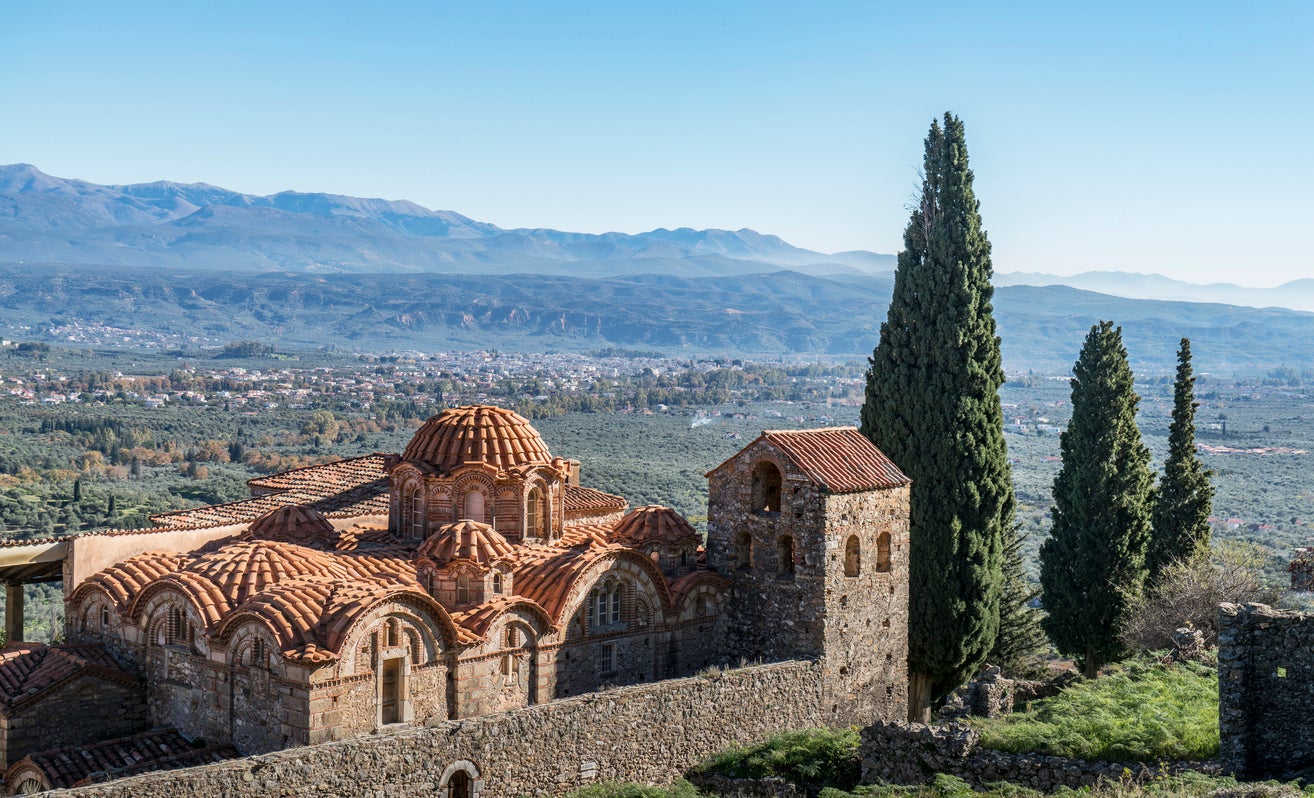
(705, 426), (910, 724)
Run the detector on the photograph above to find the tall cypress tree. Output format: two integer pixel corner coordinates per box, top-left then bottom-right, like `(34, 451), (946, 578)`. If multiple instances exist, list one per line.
(989, 524), (1047, 675)
(861, 113), (1013, 719)
(1040, 321), (1154, 677)
(1146, 338), (1214, 581)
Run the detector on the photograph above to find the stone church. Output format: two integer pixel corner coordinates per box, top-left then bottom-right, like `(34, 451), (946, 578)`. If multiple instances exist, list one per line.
(0, 405), (909, 793)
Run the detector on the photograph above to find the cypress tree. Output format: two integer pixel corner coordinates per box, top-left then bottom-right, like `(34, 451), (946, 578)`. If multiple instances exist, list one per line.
(1146, 338), (1214, 582)
(861, 113), (1013, 718)
(1039, 321), (1154, 677)
(989, 524), (1048, 675)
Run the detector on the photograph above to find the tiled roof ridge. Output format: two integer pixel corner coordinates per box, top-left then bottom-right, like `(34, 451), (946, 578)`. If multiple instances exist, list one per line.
(563, 484), (629, 512)
(0, 643), (140, 712)
(707, 426), (910, 493)
(9, 727), (238, 790)
(246, 453), (389, 491)
(0, 533), (75, 549)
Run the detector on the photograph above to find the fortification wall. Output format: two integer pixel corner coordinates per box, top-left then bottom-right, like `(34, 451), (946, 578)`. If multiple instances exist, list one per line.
(52, 660), (830, 798)
(1217, 602), (1314, 779)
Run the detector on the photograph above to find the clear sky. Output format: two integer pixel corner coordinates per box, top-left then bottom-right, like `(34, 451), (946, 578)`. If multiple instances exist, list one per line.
(4, 1), (1311, 286)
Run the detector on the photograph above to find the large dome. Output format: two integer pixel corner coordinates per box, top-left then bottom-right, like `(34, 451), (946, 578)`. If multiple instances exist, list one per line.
(402, 405), (552, 473)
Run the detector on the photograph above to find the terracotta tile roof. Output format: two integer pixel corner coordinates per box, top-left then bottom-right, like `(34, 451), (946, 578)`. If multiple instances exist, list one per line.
(610, 506), (701, 549)
(514, 544), (674, 623)
(246, 454), (388, 494)
(0, 643), (139, 713)
(218, 576), (474, 660)
(556, 523), (613, 549)
(149, 481), (390, 529)
(184, 539), (363, 605)
(242, 505), (339, 550)
(668, 569), (730, 605)
(6, 728), (238, 790)
(564, 485), (628, 514)
(709, 427), (910, 493)
(450, 596), (555, 639)
(74, 551), (186, 607)
(401, 405), (553, 474)
(417, 520), (515, 568)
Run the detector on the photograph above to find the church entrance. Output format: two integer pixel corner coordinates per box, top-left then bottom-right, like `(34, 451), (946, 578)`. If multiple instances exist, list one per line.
(381, 658), (402, 724)
(448, 770), (471, 798)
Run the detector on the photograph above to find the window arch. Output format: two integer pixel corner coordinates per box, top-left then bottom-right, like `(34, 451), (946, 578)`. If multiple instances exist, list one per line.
(526, 486), (546, 536)
(777, 535), (795, 580)
(410, 487), (425, 539)
(456, 573), (471, 605)
(876, 530), (892, 573)
(750, 460), (782, 513)
(733, 530), (753, 571)
(587, 582), (623, 627)
(462, 490), (485, 522)
(844, 535), (861, 578)
(491, 571), (503, 595)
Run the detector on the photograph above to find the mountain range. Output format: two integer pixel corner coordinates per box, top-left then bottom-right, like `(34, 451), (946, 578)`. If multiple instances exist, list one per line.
(0, 164), (892, 278)
(1, 164), (1311, 372)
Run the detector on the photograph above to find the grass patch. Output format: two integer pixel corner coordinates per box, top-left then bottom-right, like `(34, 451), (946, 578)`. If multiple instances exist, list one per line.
(566, 780), (705, 798)
(969, 658), (1219, 762)
(691, 727), (861, 792)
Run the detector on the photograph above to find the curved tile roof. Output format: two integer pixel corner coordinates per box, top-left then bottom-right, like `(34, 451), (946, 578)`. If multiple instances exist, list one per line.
(183, 540), (356, 604)
(610, 506), (701, 549)
(417, 520), (515, 568)
(73, 551), (186, 607)
(244, 505), (339, 550)
(402, 405), (553, 473)
(514, 545), (673, 623)
(450, 596), (555, 639)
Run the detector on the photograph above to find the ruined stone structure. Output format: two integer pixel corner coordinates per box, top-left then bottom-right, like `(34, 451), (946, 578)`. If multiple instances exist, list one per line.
(1287, 548), (1314, 591)
(0, 406), (911, 794)
(1218, 602), (1314, 779)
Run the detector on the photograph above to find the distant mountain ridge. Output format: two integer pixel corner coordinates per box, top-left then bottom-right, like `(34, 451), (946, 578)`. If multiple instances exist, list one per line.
(997, 270), (1314, 313)
(0, 164), (895, 277)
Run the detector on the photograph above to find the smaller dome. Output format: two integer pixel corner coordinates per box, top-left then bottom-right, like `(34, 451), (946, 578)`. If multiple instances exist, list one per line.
(245, 505), (338, 550)
(417, 520), (515, 568)
(402, 405), (553, 474)
(611, 506), (701, 549)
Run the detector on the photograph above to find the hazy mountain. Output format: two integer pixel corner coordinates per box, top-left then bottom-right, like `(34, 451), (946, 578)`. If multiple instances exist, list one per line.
(997, 270), (1314, 313)
(3, 263), (1311, 373)
(0, 165), (892, 278)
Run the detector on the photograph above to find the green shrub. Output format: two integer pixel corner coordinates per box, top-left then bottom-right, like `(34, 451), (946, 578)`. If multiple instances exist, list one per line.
(692, 728), (861, 792)
(970, 658), (1219, 761)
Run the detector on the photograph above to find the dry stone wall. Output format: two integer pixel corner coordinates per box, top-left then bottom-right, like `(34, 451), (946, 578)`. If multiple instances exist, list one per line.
(1218, 602), (1314, 779)
(51, 660), (831, 798)
(860, 722), (1219, 791)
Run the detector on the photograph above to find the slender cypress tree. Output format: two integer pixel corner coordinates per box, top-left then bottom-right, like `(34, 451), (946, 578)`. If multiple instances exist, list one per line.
(861, 113), (1013, 718)
(1040, 321), (1154, 677)
(989, 524), (1047, 675)
(1146, 338), (1214, 582)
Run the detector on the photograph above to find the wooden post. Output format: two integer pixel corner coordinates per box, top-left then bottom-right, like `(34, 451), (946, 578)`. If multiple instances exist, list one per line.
(5, 582), (23, 644)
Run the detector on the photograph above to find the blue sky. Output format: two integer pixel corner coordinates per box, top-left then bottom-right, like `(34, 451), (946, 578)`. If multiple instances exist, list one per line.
(4, 1), (1311, 285)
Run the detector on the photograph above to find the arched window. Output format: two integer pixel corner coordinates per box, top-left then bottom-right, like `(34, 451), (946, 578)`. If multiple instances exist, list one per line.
(777, 535), (795, 579)
(492, 572), (503, 595)
(750, 461), (782, 513)
(448, 770), (472, 798)
(844, 535), (861, 578)
(456, 573), (471, 605)
(733, 530), (753, 571)
(462, 491), (485, 522)
(410, 487), (425, 539)
(876, 530), (892, 573)
(526, 486), (546, 536)
(695, 595), (708, 617)
(587, 584), (622, 627)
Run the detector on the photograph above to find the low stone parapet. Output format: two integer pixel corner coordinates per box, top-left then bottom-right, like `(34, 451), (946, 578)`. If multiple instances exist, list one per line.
(860, 721), (1219, 792)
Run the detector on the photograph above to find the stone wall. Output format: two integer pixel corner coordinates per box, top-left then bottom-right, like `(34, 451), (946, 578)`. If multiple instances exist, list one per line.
(1, 675), (147, 770)
(51, 660), (831, 798)
(1218, 602), (1314, 779)
(860, 721), (1219, 791)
